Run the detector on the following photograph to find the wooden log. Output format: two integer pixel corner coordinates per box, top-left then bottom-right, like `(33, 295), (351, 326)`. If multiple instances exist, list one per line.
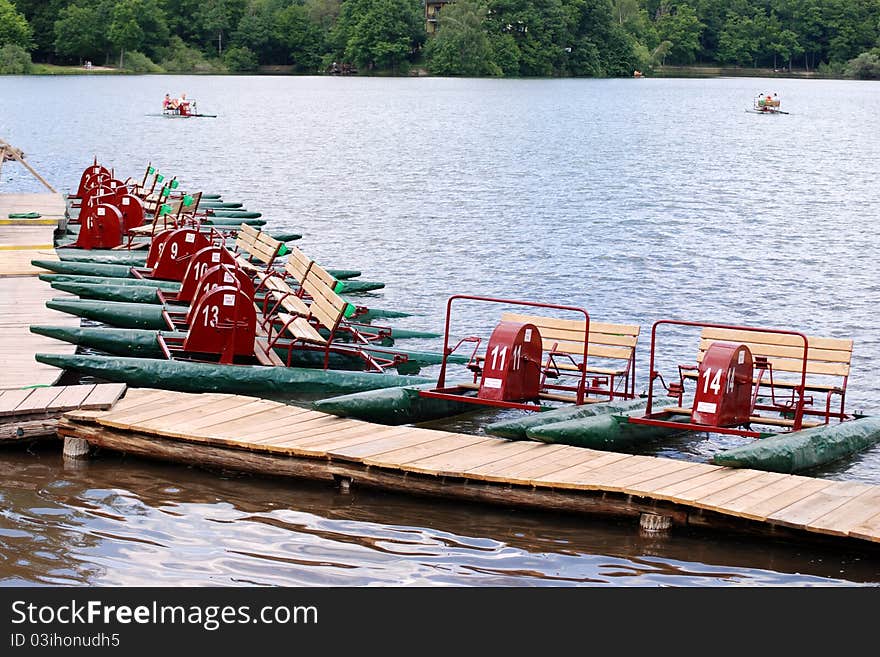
(63, 435), (91, 458)
(54, 418), (699, 524)
(0, 417), (58, 442)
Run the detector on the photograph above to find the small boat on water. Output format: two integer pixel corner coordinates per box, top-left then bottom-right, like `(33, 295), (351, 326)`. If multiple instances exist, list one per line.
(527, 319), (880, 473)
(158, 95), (216, 118)
(748, 92), (788, 114)
(314, 295), (640, 425)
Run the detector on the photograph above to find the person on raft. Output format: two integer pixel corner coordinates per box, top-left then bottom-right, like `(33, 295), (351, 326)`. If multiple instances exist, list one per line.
(163, 93), (173, 110)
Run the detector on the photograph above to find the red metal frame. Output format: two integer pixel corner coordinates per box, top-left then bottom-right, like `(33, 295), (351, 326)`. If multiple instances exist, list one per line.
(418, 295), (591, 411)
(628, 319), (818, 437)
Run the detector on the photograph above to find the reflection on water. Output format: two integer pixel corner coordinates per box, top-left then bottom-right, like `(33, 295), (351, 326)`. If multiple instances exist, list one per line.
(3, 75), (880, 585)
(1, 446), (878, 586)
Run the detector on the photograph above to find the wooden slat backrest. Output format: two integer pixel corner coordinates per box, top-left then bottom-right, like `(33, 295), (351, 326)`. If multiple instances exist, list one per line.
(302, 276), (347, 333)
(180, 191), (201, 217)
(236, 222), (259, 242)
(499, 312), (638, 361)
(254, 231), (282, 262)
(306, 261), (338, 291)
(284, 246), (312, 284)
(698, 327), (852, 377)
(234, 223), (259, 254)
(234, 225), (281, 266)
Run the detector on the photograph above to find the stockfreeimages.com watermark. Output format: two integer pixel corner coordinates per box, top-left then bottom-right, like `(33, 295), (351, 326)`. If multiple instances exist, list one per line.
(9, 599), (317, 639)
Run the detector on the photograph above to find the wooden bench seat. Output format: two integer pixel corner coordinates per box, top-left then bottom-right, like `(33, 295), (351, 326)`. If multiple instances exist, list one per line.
(676, 326), (852, 426)
(274, 312), (326, 345)
(685, 327), (852, 392)
(260, 266), (398, 371)
(234, 223), (283, 273)
(257, 274), (311, 316)
(499, 311), (639, 400)
(128, 191), (201, 237)
(254, 245), (322, 319)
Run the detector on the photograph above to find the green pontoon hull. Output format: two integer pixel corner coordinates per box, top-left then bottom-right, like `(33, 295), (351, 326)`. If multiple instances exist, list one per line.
(62, 226), (303, 243)
(205, 210), (261, 219)
(54, 251), (363, 280)
(198, 201), (243, 209)
(485, 397), (651, 441)
(52, 282), (166, 304)
(29, 325), (460, 375)
(711, 416), (880, 474)
(35, 260), (383, 292)
(34, 353), (432, 396)
(45, 298), (437, 340)
(526, 411), (689, 449)
(203, 217), (265, 226)
(47, 299), (172, 330)
(41, 277), (412, 320)
(313, 383), (478, 425)
(40, 274), (181, 290)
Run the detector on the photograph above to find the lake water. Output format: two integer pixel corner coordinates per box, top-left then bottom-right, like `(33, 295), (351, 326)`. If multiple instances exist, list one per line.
(1, 74), (879, 586)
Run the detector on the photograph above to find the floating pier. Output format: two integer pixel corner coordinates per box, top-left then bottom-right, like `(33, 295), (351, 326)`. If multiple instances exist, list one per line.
(0, 192), (79, 388)
(0, 383), (125, 443)
(58, 388), (880, 547)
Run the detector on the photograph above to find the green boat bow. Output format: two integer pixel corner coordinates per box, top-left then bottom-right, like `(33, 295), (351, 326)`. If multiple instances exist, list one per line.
(34, 353), (432, 396)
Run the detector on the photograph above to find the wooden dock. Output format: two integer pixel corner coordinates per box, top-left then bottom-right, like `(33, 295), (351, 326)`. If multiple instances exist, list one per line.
(0, 192), (78, 387)
(0, 192), (67, 226)
(58, 388), (880, 548)
(1, 383), (125, 442)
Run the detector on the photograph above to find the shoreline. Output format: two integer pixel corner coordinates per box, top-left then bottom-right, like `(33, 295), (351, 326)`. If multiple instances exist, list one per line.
(14, 63), (848, 80)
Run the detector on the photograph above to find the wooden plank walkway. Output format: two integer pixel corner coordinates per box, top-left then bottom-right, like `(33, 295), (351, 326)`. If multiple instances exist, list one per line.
(0, 193), (67, 226)
(0, 218), (62, 277)
(1, 383), (125, 442)
(0, 275), (79, 388)
(0, 197), (78, 387)
(60, 388), (880, 546)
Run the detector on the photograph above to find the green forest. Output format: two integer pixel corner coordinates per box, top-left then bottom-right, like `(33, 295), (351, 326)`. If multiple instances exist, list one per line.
(1, 0), (879, 77)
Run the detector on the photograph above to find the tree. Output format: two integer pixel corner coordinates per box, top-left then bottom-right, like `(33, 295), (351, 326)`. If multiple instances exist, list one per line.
(0, 0), (32, 49)
(655, 2), (704, 64)
(223, 44), (258, 70)
(7, 0), (64, 59)
(275, 3), (325, 71)
(160, 0), (202, 42)
(717, 12), (760, 66)
(769, 28), (802, 70)
(561, 0), (638, 77)
(196, 0), (247, 56)
(612, 0), (639, 27)
(109, 0), (145, 67)
(333, 0), (423, 72)
(54, 4), (105, 63)
(136, 0), (171, 60)
(426, 0), (501, 76)
(231, 1), (285, 64)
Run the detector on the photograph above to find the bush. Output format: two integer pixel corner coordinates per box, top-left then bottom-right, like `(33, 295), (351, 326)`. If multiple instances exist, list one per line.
(0, 43), (32, 74)
(123, 51), (163, 73)
(160, 36), (221, 73)
(223, 46), (258, 73)
(817, 60), (846, 77)
(845, 52), (880, 80)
